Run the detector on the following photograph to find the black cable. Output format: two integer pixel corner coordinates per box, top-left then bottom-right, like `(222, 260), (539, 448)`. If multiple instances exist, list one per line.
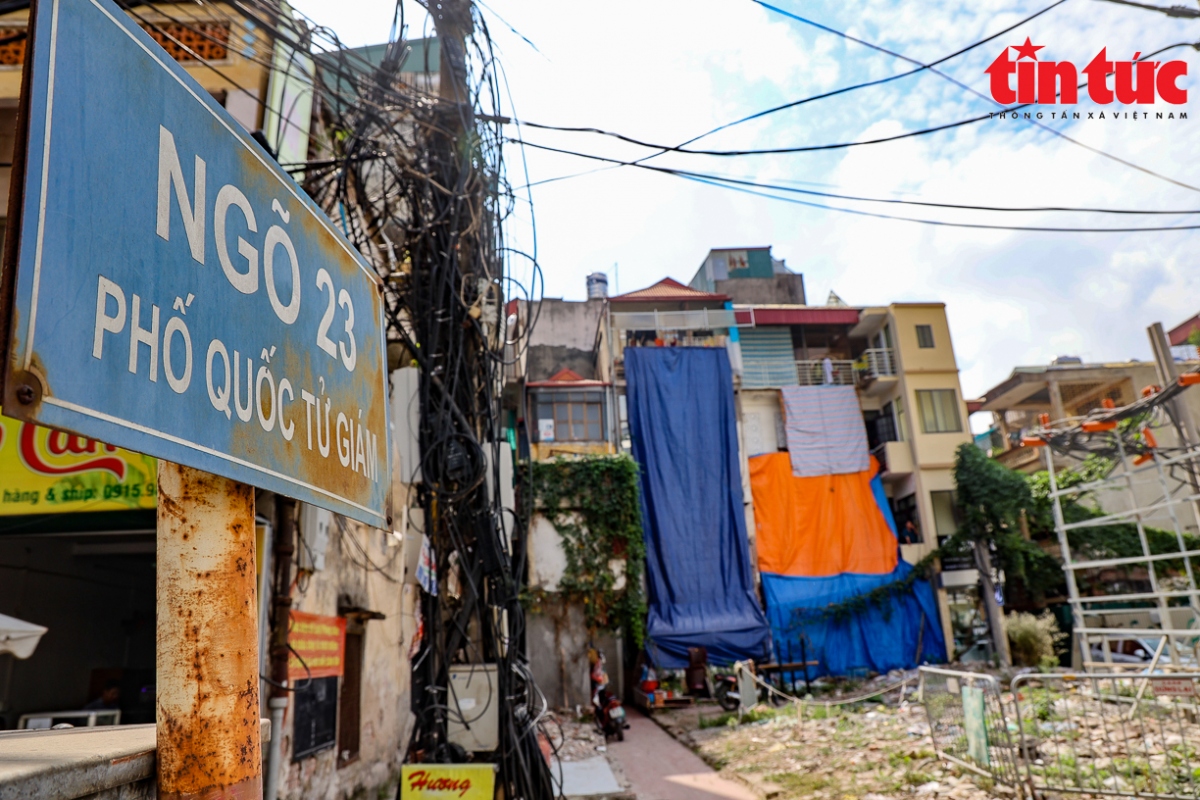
(509, 140), (1200, 216)
(750, 2), (1200, 193)
(687, 0), (1071, 146)
(510, 139), (1200, 232)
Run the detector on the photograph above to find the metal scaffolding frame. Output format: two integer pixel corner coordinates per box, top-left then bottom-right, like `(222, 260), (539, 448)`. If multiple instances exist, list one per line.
(1038, 385), (1200, 670)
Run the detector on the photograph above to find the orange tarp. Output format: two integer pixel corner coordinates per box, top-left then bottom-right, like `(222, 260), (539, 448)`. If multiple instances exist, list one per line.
(749, 452), (898, 577)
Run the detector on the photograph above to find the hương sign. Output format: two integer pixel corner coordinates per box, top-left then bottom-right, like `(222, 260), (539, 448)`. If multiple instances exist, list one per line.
(2, 0), (390, 526)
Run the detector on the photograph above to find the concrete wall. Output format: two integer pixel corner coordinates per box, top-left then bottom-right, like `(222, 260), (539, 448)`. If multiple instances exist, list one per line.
(526, 605), (621, 711)
(527, 344), (598, 383)
(278, 515), (412, 800)
(716, 274), (806, 306)
(525, 513), (624, 709)
(528, 299), (605, 352)
(739, 390), (783, 458)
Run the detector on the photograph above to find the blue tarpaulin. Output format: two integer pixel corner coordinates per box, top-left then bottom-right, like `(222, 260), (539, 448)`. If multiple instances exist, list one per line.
(625, 347), (772, 668)
(761, 564), (946, 678)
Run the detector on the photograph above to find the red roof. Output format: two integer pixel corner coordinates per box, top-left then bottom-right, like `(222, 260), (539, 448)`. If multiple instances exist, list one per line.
(733, 307), (860, 326)
(1169, 313), (1200, 346)
(609, 277), (729, 303)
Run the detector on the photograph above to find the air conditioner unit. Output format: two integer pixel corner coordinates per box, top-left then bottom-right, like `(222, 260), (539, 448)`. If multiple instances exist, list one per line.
(446, 664), (498, 752)
(298, 505), (332, 572)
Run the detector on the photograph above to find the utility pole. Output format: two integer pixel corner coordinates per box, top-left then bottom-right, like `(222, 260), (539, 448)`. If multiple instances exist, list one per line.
(1149, 322), (1200, 444)
(264, 500), (298, 800)
(157, 464), (261, 800)
(425, 0), (473, 108)
(974, 540), (1012, 667)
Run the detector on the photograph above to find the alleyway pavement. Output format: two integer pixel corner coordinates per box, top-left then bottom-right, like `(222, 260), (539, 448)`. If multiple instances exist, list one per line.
(606, 713), (757, 800)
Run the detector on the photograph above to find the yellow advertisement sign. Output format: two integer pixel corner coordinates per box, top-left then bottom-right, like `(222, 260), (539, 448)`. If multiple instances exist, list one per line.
(400, 764), (496, 799)
(0, 416), (157, 515)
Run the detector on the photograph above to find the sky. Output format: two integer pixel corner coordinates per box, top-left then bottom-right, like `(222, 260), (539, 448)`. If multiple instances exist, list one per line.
(291, 0), (1200, 429)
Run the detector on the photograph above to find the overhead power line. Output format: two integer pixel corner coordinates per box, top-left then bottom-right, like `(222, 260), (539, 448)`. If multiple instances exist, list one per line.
(1094, 0), (1200, 17)
(512, 139), (1200, 216)
(515, 4), (1199, 197)
(750, 0), (1200, 193)
(674, 170), (1200, 233)
(515, 0), (1071, 188)
(685, 0), (1071, 147)
(510, 139), (1200, 232)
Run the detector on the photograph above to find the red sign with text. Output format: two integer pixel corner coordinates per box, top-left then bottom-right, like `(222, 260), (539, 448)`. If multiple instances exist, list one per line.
(288, 611), (346, 680)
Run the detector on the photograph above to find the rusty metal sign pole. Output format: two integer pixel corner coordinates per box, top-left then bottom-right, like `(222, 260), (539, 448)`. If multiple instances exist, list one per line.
(157, 460), (262, 800)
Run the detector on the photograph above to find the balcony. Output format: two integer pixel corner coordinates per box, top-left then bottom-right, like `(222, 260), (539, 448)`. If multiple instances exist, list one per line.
(857, 348), (898, 395)
(873, 440), (913, 478)
(741, 359), (855, 389)
(611, 308), (739, 333)
(795, 359), (856, 386)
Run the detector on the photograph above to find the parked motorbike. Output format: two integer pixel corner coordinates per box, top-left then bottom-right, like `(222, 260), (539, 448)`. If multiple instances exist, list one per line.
(713, 666), (788, 712)
(590, 648), (628, 741)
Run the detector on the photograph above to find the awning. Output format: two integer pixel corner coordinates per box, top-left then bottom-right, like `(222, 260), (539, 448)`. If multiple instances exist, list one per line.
(0, 613), (48, 659)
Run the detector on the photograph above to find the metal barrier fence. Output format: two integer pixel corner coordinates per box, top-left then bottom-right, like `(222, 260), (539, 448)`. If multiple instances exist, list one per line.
(919, 667), (1024, 789)
(1012, 672), (1200, 799)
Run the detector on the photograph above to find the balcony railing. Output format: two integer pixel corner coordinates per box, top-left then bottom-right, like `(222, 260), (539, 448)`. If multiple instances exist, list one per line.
(859, 348), (897, 379)
(611, 308), (739, 333)
(795, 359), (856, 386)
(740, 359), (855, 389)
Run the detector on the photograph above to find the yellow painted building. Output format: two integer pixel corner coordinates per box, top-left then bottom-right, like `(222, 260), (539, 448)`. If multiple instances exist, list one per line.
(851, 304), (973, 654)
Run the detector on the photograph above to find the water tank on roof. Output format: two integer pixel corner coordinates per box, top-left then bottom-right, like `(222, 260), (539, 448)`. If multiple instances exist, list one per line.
(586, 272), (608, 299)
(1052, 355), (1083, 365)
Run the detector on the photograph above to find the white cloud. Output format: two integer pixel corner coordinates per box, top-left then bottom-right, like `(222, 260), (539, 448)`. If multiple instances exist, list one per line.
(291, 0), (1200, 402)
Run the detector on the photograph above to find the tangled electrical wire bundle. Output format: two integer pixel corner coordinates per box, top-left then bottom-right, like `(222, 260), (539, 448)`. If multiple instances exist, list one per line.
(89, 0), (555, 796)
(297, 4), (554, 798)
(1028, 374), (1200, 495)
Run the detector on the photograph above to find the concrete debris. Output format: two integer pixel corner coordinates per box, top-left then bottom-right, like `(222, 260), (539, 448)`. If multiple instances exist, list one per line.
(651, 700), (1010, 800)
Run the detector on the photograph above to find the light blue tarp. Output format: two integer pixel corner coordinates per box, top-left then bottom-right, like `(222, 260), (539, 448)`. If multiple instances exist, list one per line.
(625, 347), (772, 668)
(871, 473), (898, 537)
(761, 563), (946, 678)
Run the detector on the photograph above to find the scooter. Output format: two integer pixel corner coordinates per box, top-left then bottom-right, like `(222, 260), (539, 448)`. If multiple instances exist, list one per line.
(590, 648), (628, 741)
(713, 666), (788, 712)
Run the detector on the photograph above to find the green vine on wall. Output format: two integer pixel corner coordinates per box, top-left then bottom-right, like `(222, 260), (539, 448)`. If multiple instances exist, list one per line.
(525, 455), (647, 646)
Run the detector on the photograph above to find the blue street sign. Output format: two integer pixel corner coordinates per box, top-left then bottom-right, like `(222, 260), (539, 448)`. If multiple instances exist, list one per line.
(3, 0), (391, 527)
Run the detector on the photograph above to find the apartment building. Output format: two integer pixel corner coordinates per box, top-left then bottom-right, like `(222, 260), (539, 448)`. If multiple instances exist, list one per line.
(509, 246), (972, 658)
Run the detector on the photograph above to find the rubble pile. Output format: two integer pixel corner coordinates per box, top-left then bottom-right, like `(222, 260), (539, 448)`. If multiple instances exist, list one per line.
(658, 700), (1009, 800)
(1009, 682), (1200, 795)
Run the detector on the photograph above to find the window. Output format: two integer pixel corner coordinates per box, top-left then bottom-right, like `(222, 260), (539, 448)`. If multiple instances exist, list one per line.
(292, 676), (338, 760)
(893, 396), (907, 441)
(916, 324), (935, 348)
(533, 390), (605, 443)
(916, 389), (962, 433)
(893, 494), (921, 544)
(932, 490), (973, 570)
(931, 490), (960, 537)
(877, 402), (900, 444)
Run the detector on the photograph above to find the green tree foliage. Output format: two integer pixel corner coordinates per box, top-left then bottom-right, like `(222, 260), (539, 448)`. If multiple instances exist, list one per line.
(527, 455), (647, 645)
(1025, 454), (1200, 589)
(954, 444), (1065, 604)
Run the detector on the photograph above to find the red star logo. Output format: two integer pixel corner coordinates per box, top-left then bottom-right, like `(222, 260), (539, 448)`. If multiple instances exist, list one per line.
(1011, 37), (1044, 61)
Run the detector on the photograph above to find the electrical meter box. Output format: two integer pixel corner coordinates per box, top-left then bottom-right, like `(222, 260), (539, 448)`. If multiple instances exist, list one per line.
(446, 664), (499, 752)
(298, 504), (332, 572)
